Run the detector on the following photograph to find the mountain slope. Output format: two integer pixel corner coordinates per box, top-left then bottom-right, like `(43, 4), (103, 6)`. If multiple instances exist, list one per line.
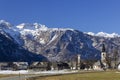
(15, 24), (101, 61)
(0, 21), (48, 62)
(0, 20), (120, 62)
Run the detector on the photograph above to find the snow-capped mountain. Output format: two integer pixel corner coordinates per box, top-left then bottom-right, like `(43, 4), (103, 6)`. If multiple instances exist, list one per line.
(86, 32), (120, 38)
(0, 20), (120, 62)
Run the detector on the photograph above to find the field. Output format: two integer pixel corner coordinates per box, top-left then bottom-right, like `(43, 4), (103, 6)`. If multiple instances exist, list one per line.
(0, 74), (16, 78)
(29, 71), (120, 80)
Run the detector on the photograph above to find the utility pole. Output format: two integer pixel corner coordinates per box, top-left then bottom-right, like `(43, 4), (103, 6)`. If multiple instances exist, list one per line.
(19, 72), (21, 80)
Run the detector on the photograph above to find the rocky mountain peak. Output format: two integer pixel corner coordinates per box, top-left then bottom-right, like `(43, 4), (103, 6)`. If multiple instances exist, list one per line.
(16, 23), (48, 31)
(86, 32), (120, 38)
(0, 20), (12, 29)
(0, 20), (120, 62)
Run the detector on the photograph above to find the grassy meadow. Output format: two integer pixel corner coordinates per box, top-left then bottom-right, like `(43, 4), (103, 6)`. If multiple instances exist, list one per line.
(29, 71), (120, 80)
(0, 74), (16, 78)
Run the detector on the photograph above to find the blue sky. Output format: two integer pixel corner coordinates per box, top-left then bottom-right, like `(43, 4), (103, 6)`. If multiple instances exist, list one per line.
(0, 0), (120, 33)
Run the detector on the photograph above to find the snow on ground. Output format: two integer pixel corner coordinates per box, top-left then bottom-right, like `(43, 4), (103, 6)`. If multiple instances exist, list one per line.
(0, 70), (28, 74)
(0, 70), (78, 74)
(50, 28), (74, 31)
(38, 70), (78, 74)
(47, 34), (58, 45)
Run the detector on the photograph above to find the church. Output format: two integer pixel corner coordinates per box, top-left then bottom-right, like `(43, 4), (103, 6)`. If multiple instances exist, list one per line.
(93, 44), (108, 70)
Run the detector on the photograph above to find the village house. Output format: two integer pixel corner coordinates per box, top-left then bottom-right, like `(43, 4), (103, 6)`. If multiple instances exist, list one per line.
(12, 62), (28, 70)
(29, 61), (70, 71)
(57, 62), (70, 70)
(0, 62), (13, 70)
(0, 62), (29, 70)
(93, 61), (102, 70)
(117, 63), (120, 70)
(29, 62), (51, 71)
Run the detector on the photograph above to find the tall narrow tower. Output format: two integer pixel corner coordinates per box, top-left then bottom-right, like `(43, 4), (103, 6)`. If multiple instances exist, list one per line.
(101, 44), (107, 69)
(77, 54), (81, 70)
(101, 44), (106, 61)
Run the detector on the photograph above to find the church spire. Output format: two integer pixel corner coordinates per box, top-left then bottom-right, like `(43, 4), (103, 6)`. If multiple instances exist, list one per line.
(102, 44), (105, 52)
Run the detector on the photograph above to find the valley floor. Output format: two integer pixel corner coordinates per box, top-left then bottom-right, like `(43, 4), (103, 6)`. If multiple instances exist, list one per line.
(28, 71), (120, 80)
(0, 70), (78, 80)
(0, 70), (120, 80)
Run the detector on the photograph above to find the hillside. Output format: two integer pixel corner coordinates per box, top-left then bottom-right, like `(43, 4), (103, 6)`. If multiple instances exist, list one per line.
(0, 20), (120, 62)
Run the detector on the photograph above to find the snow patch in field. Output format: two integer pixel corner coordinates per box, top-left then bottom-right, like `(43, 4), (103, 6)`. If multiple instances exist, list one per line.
(0, 70), (78, 74)
(0, 70), (28, 74)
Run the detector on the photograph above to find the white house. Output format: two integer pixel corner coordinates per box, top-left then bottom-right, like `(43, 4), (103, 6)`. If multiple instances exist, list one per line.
(117, 64), (120, 70)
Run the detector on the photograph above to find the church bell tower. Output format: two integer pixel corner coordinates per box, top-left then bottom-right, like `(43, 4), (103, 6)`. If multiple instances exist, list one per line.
(77, 54), (81, 70)
(101, 44), (107, 69)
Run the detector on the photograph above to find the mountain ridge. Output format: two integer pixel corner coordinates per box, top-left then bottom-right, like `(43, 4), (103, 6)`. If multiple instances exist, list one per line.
(86, 32), (120, 38)
(1, 20), (119, 38)
(0, 20), (120, 62)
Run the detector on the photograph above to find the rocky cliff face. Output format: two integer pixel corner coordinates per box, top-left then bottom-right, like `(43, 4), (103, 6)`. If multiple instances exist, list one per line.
(0, 20), (119, 62)
(0, 32), (48, 62)
(17, 26), (101, 61)
(0, 20), (48, 62)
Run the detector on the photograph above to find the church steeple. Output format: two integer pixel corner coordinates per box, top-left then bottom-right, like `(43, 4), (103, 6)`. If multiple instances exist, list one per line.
(102, 44), (106, 52)
(101, 43), (107, 70)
